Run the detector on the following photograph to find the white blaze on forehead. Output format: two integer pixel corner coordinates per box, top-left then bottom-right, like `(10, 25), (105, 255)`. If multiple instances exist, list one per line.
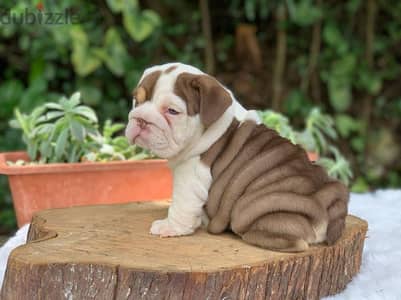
(152, 71), (177, 99)
(136, 63), (207, 111)
(139, 62), (204, 86)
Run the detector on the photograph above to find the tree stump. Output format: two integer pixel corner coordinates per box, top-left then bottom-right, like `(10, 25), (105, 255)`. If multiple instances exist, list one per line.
(1, 201), (367, 300)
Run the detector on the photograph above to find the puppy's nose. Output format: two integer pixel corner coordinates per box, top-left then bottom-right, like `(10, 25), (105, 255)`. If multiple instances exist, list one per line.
(136, 118), (148, 129)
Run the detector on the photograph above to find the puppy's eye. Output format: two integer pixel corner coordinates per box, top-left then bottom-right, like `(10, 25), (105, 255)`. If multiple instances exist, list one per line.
(167, 108), (179, 115)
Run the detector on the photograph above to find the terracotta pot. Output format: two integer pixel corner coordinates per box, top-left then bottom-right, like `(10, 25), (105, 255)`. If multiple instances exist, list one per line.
(0, 152), (172, 227)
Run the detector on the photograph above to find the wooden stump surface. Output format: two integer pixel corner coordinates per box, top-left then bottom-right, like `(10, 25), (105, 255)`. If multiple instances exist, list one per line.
(1, 201), (368, 300)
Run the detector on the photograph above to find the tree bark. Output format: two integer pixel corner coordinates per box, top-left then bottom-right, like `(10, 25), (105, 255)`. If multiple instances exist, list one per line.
(1, 201), (368, 300)
(235, 23), (263, 72)
(199, 0), (215, 74)
(362, 0), (377, 157)
(301, 0), (322, 103)
(272, 3), (287, 111)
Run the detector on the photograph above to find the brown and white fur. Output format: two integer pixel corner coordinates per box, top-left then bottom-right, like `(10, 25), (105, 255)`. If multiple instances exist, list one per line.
(125, 63), (349, 252)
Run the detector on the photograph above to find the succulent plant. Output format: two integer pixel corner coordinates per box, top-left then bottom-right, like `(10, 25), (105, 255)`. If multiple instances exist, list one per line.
(10, 92), (151, 163)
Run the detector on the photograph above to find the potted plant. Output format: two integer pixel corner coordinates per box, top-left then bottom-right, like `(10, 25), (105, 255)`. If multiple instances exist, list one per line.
(0, 93), (172, 226)
(259, 108), (353, 184)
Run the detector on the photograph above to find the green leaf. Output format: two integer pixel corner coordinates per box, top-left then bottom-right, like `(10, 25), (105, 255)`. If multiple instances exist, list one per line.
(357, 69), (382, 95)
(70, 26), (102, 76)
(112, 136), (130, 149)
(30, 105), (47, 122)
(45, 102), (63, 110)
(103, 120), (124, 138)
(323, 23), (348, 54)
(259, 110), (297, 143)
(73, 115), (99, 131)
(244, 0), (256, 21)
(129, 152), (151, 160)
(69, 92), (82, 107)
(102, 28), (129, 75)
(328, 76), (352, 112)
(8, 119), (20, 129)
(106, 0), (124, 12)
(351, 177), (369, 193)
(33, 123), (54, 137)
(27, 140), (38, 161)
(37, 111), (65, 123)
(335, 114), (361, 138)
(14, 109), (30, 136)
(55, 128), (69, 159)
(307, 108), (337, 139)
(72, 106), (98, 123)
(123, 1), (160, 42)
(313, 129), (327, 153)
(316, 146), (353, 185)
(68, 143), (81, 163)
(79, 85), (102, 106)
(351, 136), (365, 153)
(39, 139), (53, 160)
(287, 0), (322, 26)
(53, 117), (68, 135)
(70, 119), (86, 141)
(48, 24), (72, 48)
(110, 123), (125, 133)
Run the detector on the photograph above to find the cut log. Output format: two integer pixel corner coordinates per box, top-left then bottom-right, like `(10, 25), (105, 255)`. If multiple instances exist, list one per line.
(1, 201), (368, 300)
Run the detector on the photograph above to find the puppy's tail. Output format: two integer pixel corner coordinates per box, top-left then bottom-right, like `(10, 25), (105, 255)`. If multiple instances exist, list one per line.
(314, 181), (349, 245)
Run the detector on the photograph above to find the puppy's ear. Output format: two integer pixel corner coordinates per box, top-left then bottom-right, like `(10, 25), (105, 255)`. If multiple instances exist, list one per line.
(175, 73), (232, 127)
(132, 70), (161, 104)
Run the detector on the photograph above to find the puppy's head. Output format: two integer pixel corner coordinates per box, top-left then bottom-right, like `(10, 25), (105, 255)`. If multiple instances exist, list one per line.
(125, 63), (233, 158)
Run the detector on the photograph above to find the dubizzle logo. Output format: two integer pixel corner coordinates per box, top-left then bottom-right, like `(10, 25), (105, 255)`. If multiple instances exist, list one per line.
(0, 3), (79, 25)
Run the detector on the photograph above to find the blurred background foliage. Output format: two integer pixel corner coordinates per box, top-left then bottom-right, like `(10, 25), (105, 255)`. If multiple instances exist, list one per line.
(0, 0), (400, 232)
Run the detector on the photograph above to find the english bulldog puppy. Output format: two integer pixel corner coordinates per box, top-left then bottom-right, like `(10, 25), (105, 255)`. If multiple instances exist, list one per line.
(125, 63), (349, 252)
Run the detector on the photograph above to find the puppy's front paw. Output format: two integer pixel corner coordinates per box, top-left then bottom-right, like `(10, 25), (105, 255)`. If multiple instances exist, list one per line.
(150, 218), (196, 237)
(150, 218), (181, 237)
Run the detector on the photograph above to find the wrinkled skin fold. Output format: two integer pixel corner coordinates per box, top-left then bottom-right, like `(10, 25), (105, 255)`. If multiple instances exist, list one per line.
(203, 122), (349, 252)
